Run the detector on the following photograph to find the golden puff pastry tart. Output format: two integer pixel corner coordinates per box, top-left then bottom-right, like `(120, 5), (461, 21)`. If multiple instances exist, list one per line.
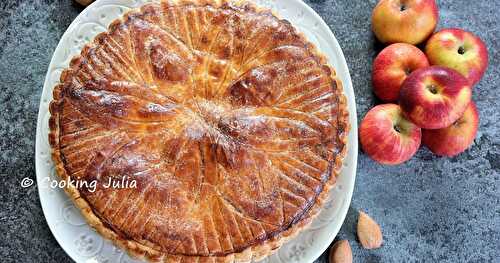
(48, 0), (349, 262)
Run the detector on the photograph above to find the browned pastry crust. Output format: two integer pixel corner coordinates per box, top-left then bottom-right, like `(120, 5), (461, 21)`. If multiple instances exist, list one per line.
(48, 0), (349, 262)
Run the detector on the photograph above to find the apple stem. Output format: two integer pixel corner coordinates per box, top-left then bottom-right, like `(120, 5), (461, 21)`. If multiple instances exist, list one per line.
(394, 125), (401, 133)
(453, 119), (464, 126)
(427, 85), (438, 94)
(400, 4), (407, 11)
(458, 46), (465, 55)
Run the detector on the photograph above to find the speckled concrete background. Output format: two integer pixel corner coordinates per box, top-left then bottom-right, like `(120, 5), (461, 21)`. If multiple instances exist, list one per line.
(0, 0), (498, 262)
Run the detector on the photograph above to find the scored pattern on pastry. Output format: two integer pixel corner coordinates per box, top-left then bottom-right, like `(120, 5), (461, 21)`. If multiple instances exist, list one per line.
(49, 0), (347, 260)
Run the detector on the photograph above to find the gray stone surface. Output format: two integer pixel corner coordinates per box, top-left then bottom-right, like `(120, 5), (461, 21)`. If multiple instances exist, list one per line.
(0, 0), (498, 262)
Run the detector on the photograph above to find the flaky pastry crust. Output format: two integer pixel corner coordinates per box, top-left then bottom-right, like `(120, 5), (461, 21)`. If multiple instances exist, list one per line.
(48, 0), (349, 262)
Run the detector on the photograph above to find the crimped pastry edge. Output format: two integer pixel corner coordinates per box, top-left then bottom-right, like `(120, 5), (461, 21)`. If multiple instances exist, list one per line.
(47, 0), (350, 262)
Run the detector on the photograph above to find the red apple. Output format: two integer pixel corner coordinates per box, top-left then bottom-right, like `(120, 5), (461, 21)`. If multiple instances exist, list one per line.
(399, 66), (471, 129)
(425, 28), (489, 86)
(360, 104), (422, 165)
(372, 0), (438, 45)
(422, 102), (479, 157)
(372, 43), (430, 102)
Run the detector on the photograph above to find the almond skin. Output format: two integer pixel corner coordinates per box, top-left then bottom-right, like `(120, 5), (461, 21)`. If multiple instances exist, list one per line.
(75, 0), (94, 6)
(357, 210), (383, 249)
(329, 240), (353, 263)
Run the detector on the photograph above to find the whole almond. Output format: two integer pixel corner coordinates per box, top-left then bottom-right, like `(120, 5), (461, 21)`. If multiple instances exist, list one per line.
(357, 210), (383, 249)
(329, 240), (352, 263)
(75, 0), (94, 6)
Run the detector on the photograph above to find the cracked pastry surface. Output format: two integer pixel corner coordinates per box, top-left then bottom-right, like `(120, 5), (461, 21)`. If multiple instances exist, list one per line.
(48, 0), (349, 262)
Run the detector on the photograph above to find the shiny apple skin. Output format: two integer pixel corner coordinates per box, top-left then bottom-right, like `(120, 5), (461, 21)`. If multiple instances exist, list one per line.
(399, 66), (471, 129)
(372, 43), (430, 102)
(425, 28), (489, 86)
(360, 104), (422, 165)
(372, 0), (438, 45)
(422, 102), (479, 157)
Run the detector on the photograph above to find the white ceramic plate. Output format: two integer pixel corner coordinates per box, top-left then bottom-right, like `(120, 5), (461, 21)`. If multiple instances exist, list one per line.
(35, 0), (357, 262)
